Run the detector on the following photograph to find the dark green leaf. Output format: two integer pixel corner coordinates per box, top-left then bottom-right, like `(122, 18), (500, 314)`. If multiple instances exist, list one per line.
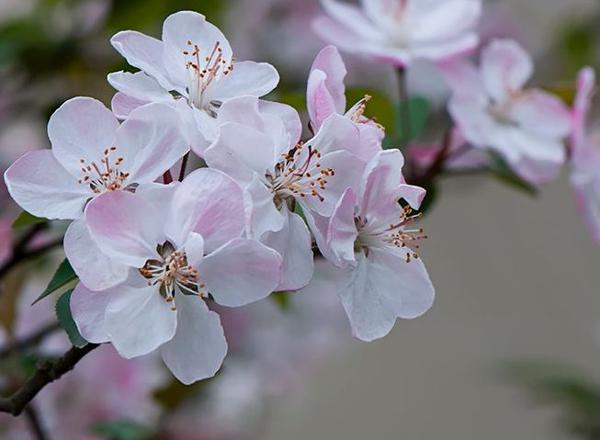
(12, 211), (45, 229)
(394, 97), (431, 145)
(271, 291), (292, 311)
(33, 259), (78, 305)
(488, 153), (538, 197)
(89, 419), (153, 440)
(55, 289), (87, 348)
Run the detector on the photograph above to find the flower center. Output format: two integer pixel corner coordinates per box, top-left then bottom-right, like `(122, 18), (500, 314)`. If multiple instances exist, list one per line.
(355, 204), (427, 262)
(183, 40), (234, 112)
(487, 100), (519, 127)
(265, 142), (334, 208)
(78, 146), (130, 194)
(139, 241), (206, 311)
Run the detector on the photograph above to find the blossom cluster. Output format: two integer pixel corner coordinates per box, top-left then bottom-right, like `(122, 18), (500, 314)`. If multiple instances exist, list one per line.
(3, 9), (436, 384)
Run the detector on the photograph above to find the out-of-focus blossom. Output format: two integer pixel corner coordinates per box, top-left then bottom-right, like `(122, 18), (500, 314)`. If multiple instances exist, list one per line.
(443, 39), (572, 185)
(109, 10), (280, 155)
(307, 45), (383, 160)
(4, 97), (188, 291)
(71, 169), (282, 384)
(305, 150), (434, 341)
(205, 97), (366, 290)
(569, 67), (600, 243)
(313, 0), (481, 67)
(408, 128), (488, 172)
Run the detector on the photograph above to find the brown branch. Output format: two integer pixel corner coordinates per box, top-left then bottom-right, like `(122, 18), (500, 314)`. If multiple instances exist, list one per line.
(24, 403), (50, 440)
(0, 343), (99, 416)
(178, 152), (190, 182)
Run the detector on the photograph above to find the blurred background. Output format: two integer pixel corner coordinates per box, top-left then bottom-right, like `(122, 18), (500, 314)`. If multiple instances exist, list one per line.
(1, 0), (600, 439)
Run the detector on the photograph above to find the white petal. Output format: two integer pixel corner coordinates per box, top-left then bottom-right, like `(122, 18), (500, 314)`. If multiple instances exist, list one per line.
(4, 150), (88, 220)
(481, 39), (533, 101)
(64, 219), (129, 291)
(210, 61), (279, 101)
(105, 285), (177, 358)
(71, 282), (112, 344)
(200, 238), (282, 307)
(262, 208), (314, 291)
(107, 71), (173, 103)
(111, 92), (148, 119)
(160, 295), (227, 384)
(48, 97), (119, 177)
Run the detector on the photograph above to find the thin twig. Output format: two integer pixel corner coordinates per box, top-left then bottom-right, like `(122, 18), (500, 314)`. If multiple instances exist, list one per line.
(396, 66), (412, 145)
(162, 170), (174, 184)
(0, 238), (63, 281)
(0, 343), (99, 416)
(0, 322), (62, 360)
(178, 152), (190, 182)
(24, 403), (50, 440)
(412, 129), (453, 188)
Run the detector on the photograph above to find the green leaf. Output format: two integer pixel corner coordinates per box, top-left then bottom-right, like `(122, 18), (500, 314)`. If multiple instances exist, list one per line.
(12, 211), (45, 229)
(488, 153), (538, 197)
(276, 91), (307, 112)
(55, 289), (88, 348)
(33, 259), (78, 305)
(293, 202), (307, 224)
(271, 291), (292, 311)
(89, 419), (153, 440)
(394, 97), (431, 145)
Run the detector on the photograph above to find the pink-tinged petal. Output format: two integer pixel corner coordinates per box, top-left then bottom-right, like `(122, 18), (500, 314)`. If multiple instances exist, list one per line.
(111, 92), (149, 119)
(105, 285), (177, 358)
(4, 150), (88, 220)
(509, 90), (571, 139)
(572, 168), (600, 244)
(320, 0), (381, 40)
(64, 220), (129, 291)
(311, 45), (347, 114)
(301, 150), (365, 217)
(161, 11), (232, 89)
(110, 30), (175, 92)
(167, 169), (246, 252)
(359, 149), (405, 219)
(448, 98), (496, 148)
(307, 69), (339, 130)
(481, 39), (533, 101)
(71, 282), (112, 344)
(572, 67), (595, 154)
(339, 248), (434, 342)
(246, 175), (285, 238)
(189, 107), (219, 156)
(312, 16), (371, 59)
(160, 295), (227, 384)
(412, 0), (481, 43)
(48, 97), (119, 177)
(398, 184), (427, 210)
(204, 121), (277, 185)
(107, 71), (173, 103)
(209, 61), (279, 101)
(499, 128), (566, 164)
(259, 100), (303, 148)
(439, 58), (487, 104)
(308, 113), (361, 157)
(182, 232), (204, 268)
(512, 155), (563, 186)
(410, 34), (479, 63)
(117, 103), (189, 184)
(355, 122), (384, 163)
(326, 188), (358, 266)
(200, 238), (282, 307)
(85, 190), (165, 268)
(262, 208), (314, 291)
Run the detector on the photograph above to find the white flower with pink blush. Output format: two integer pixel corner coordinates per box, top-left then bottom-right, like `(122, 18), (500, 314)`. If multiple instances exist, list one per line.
(443, 39), (572, 185)
(108, 10), (280, 155)
(204, 97), (366, 291)
(3, 97), (188, 291)
(70, 169), (282, 384)
(569, 67), (600, 243)
(307, 45), (383, 161)
(304, 149), (434, 341)
(313, 0), (481, 67)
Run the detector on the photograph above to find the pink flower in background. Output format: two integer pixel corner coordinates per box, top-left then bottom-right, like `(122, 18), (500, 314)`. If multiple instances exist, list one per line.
(305, 150), (434, 341)
(569, 67), (600, 243)
(205, 96), (366, 290)
(4, 97), (188, 291)
(307, 45), (383, 161)
(313, 0), (481, 67)
(443, 39), (572, 185)
(71, 169), (282, 384)
(109, 10), (280, 155)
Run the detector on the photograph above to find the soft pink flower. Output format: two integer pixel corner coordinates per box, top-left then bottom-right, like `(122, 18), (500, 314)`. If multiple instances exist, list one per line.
(71, 169), (282, 384)
(204, 96), (366, 290)
(307, 45), (383, 161)
(313, 0), (481, 67)
(4, 97), (188, 291)
(443, 39), (572, 184)
(304, 150), (434, 341)
(569, 68), (600, 243)
(108, 10), (280, 155)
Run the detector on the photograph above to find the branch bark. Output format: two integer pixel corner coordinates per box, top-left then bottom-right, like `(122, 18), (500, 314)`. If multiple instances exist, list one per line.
(0, 343), (99, 416)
